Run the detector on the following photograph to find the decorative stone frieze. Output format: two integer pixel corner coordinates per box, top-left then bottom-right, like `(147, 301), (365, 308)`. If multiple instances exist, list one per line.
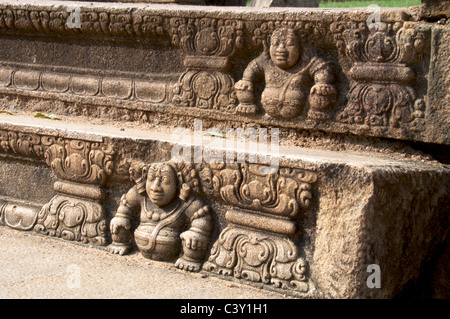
(0, 2), (446, 144)
(0, 129), (55, 159)
(35, 138), (114, 245)
(0, 1), (448, 299)
(199, 162), (317, 292)
(171, 17), (244, 111)
(331, 21), (428, 130)
(0, 124), (115, 245)
(0, 115), (448, 298)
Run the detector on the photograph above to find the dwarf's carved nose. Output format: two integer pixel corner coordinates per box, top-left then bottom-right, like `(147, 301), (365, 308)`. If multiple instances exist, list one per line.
(276, 43), (286, 51)
(151, 177), (163, 192)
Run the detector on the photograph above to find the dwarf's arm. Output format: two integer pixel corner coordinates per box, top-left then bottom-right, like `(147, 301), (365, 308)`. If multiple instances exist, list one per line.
(309, 60), (337, 112)
(107, 186), (141, 255)
(182, 205), (214, 251)
(235, 56), (265, 114)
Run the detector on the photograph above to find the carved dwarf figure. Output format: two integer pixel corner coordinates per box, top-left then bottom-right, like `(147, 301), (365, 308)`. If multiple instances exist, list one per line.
(235, 27), (336, 120)
(107, 162), (213, 272)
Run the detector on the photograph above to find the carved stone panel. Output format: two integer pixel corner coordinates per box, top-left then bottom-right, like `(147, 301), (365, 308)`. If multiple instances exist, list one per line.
(0, 1), (448, 299)
(107, 161), (214, 272)
(189, 161), (316, 291)
(34, 138), (114, 245)
(0, 114), (448, 298)
(236, 27), (337, 121)
(0, 3), (445, 143)
(44, 139), (114, 186)
(203, 213), (309, 292)
(331, 21), (427, 130)
(171, 18), (244, 111)
(35, 191), (108, 245)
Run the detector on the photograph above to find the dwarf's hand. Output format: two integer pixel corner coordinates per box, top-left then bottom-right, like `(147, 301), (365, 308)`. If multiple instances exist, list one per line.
(235, 79), (254, 92)
(310, 83), (336, 96)
(180, 230), (209, 251)
(110, 216), (131, 234)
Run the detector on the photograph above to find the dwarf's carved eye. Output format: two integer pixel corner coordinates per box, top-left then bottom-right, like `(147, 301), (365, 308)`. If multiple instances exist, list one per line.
(147, 173), (155, 181)
(162, 176), (171, 184)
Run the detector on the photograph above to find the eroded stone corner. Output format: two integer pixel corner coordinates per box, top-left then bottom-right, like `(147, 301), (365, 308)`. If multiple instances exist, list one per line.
(311, 162), (450, 298)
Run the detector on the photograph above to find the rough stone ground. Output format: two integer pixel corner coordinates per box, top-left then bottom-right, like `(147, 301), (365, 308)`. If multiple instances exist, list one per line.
(0, 227), (287, 299)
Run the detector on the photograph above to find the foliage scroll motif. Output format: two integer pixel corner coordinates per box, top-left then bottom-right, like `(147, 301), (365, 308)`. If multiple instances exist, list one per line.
(331, 21), (427, 129)
(0, 130), (56, 159)
(35, 138), (114, 245)
(44, 139), (114, 186)
(191, 162), (316, 218)
(171, 18), (244, 111)
(169, 161), (316, 292)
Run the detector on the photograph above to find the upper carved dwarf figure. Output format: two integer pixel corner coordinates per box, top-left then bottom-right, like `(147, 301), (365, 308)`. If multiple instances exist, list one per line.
(107, 162), (213, 272)
(235, 27), (337, 120)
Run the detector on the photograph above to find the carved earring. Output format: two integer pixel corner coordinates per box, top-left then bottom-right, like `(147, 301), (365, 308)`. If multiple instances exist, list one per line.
(136, 166), (148, 195)
(179, 183), (192, 202)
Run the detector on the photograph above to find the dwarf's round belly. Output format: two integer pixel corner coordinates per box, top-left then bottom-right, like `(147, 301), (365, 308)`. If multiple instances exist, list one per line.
(261, 87), (306, 118)
(134, 223), (181, 261)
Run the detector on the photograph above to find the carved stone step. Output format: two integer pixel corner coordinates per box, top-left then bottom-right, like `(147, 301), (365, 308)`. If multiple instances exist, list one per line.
(0, 115), (448, 298)
(0, 0), (448, 299)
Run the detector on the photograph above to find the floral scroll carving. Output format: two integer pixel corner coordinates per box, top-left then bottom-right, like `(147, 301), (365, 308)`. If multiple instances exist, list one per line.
(0, 130), (55, 159)
(204, 224), (309, 291)
(44, 139), (114, 186)
(331, 21), (427, 129)
(194, 162), (316, 218)
(34, 138), (114, 245)
(197, 162), (316, 292)
(171, 18), (244, 111)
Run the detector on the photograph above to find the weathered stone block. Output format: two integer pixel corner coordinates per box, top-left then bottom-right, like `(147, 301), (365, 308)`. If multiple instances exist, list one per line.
(0, 2), (447, 145)
(310, 154), (449, 298)
(421, 0), (450, 19)
(0, 0), (448, 299)
(0, 115), (447, 298)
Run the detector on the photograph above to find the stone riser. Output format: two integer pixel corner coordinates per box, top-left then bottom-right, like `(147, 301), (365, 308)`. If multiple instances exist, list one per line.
(0, 1), (447, 145)
(0, 116), (448, 298)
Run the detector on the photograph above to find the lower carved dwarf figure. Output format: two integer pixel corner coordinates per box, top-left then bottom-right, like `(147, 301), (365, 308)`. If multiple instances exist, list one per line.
(235, 27), (336, 120)
(107, 162), (213, 272)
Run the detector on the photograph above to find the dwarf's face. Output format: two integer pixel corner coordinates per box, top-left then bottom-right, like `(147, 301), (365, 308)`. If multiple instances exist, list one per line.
(146, 164), (177, 207)
(269, 29), (301, 70)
